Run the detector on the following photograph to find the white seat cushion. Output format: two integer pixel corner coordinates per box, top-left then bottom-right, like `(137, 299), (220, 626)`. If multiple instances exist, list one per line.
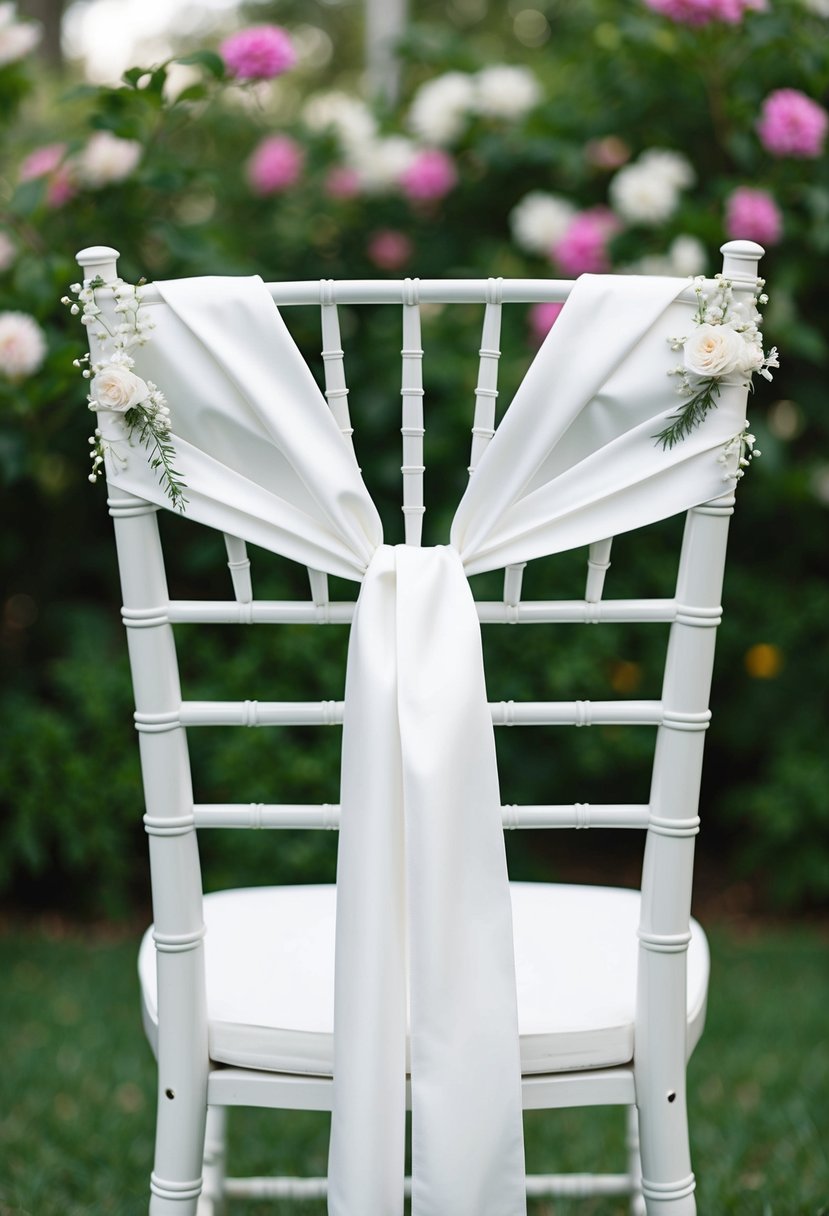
(138, 882), (709, 1076)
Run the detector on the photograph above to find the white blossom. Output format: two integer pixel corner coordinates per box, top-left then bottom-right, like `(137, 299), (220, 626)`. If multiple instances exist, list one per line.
(76, 132), (142, 188)
(0, 230), (16, 273)
(407, 72), (476, 145)
(474, 65), (541, 119)
(0, 3), (41, 66)
(302, 91), (377, 155)
(0, 310), (47, 379)
(349, 136), (418, 193)
(638, 148), (696, 190)
(668, 234), (707, 277)
(609, 162), (680, 225)
(509, 191), (576, 255)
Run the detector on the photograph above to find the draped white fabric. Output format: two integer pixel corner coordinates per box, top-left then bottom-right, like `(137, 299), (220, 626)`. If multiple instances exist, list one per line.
(102, 272), (745, 1216)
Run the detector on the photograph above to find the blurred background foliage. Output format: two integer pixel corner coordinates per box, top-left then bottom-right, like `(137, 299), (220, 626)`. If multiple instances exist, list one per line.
(1, 0), (828, 917)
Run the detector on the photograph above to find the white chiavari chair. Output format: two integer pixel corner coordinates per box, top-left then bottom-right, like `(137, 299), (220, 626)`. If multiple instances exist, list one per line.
(75, 239), (765, 1216)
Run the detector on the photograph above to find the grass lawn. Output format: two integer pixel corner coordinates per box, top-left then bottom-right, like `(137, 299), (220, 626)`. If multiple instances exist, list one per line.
(1, 915), (827, 1216)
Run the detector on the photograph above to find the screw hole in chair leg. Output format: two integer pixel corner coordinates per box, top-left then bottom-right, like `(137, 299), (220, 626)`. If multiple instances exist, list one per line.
(165, 1088), (175, 1100)
(667, 1090), (676, 1103)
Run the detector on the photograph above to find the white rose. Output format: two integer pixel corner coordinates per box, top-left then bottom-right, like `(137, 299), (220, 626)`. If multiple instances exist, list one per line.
(0, 310), (46, 379)
(509, 191), (576, 254)
(638, 148), (696, 190)
(91, 365), (150, 412)
(349, 135), (417, 193)
(0, 5), (40, 66)
(474, 65), (541, 119)
(408, 72), (476, 145)
(303, 92), (377, 154)
(609, 162), (679, 225)
(683, 324), (747, 379)
(77, 132), (142, 188)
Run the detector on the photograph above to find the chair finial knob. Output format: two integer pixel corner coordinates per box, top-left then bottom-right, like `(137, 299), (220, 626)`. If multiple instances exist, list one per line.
(75, 246), (121, 283)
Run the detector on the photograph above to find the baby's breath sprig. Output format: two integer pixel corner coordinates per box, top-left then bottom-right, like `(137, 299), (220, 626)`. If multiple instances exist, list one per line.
(652, 273), (777, 467)
(64, 278), (187, 511)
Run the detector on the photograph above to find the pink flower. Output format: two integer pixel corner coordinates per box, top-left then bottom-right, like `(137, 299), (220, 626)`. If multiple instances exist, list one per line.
(19, 143), (67, 181)
(552, 208), (620, 276)
(367, 230), (413, 271)
(399, 149), (458, 202)
(19, 144), (76, 208)
(585, 135), (631, 170)
(325, 166), (361, 200)
(220, 25), (296, 81)
(529, 301), (564, 344)
(246, 135), (304, 195)
(643, 0), (765, 24)
(757, 89), (828, 158)
(725, 187), (782, 245)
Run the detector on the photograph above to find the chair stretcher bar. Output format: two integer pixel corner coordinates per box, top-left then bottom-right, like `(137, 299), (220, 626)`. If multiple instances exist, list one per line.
(189, 803), (652, 831)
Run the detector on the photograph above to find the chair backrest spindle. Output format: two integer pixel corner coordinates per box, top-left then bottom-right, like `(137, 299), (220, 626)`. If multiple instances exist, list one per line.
(400, 279), (425, 545)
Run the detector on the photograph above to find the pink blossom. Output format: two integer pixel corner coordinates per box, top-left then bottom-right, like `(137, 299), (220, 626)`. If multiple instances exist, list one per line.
(246, 135), (304, 196)
(220, 25), (296, 81)
(367, 230), (413, 271)
(529, 301), (564, 344)
(46, 166), (76, 208)
(325, 166), (361, 200)
(585, 136), (631, 170)
(552, 208), (620, 276)
(19, 143), (67, 181)
(725, 187), (782, 245)
(757, 89), (828, 158)
(643, 0), (765, 24)
(399, 149), (458, 202)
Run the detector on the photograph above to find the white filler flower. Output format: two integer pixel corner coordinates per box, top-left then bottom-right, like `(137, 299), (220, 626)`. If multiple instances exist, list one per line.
(0, 310), (47, 379)
(0, 3), (41, 66)
(91, 364), (151, 412)
(77, 132), (142, 188)
(510, 191), (576, 254)
(474, 65), (541, 119)
(408, 72), (477, 145)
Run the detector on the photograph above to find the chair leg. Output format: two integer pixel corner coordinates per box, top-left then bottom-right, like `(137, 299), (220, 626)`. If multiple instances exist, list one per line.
(148, 1075), (209, 1215)
(635, 1087), (696, 1215)
(626, 1105), (646, 1216)
(197, 1106), (227, 1216)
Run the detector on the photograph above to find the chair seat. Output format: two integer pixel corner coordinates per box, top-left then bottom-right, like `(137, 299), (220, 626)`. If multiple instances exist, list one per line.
(138, 882), (709, 1077)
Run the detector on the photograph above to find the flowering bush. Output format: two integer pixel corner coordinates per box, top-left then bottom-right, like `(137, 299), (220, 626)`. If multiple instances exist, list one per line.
(2, 0), (829, 910)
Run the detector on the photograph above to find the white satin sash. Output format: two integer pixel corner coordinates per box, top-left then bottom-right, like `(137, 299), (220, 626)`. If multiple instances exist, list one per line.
(101, 273), (746, 1216)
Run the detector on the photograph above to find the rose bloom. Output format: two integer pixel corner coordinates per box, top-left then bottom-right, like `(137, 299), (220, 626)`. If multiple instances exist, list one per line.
(220, 25), (295, 81)
(350, 136), (416, 194)
(529, 301), (564, 344)
(725, 187), (782, 245)
(246, 135), (304, 195)
(367, 230), (413, 271)
(757, 88), (828, 158)
(91, 365), (150, 412)
(325, 166), (361, 200)
(553, 208), (620, 276)
(643, 0), (765, 24)
(683, 324), (747, 378)
(77, 132), (142, 187)
(399, 149), (458, 202)
(19, 142), (67, 181)
(408, 72), (476, 146)
(509, 191), (576, 255)
(0, 311), (47, 379)
(0, 3), (41, 65)
(473, 65), (541, 120)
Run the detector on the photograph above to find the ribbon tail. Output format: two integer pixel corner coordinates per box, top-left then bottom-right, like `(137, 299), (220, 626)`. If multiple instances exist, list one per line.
(396, 545), (527, 1216)
(328, 545), (407, 1216)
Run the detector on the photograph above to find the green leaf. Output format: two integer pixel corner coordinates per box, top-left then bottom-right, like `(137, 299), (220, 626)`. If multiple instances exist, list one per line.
(175, 50), (225, 80)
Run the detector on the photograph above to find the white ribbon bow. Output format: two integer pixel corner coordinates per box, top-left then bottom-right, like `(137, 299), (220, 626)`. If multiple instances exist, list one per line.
(103, 272), (745, 1216)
